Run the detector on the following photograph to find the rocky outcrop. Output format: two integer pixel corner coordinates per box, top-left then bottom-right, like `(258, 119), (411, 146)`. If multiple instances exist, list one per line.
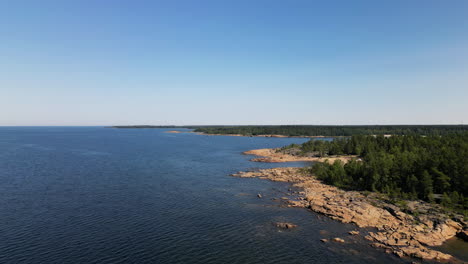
(242, 148), (355, 163)
(332, 237), (345, 243)
(275, 222), (297, 229)
(457, 229), (468, 242)
(232, 167), (467, 262)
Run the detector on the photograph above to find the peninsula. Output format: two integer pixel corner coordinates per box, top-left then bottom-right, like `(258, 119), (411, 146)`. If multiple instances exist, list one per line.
(113, 125), (468, 262)
(235, 133), (468, 262)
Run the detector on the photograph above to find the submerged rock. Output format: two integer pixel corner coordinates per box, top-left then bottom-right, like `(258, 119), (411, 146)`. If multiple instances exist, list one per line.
(319, 230), (329, 235)
(275, 222), (297, 229)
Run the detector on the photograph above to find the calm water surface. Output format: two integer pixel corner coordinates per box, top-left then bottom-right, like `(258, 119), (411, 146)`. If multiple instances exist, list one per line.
(0, 127), (423, 263)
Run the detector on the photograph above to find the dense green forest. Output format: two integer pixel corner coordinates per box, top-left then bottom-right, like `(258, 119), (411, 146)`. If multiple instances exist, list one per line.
(112, 125), (468, 136)
(293, 134), (468, 213)
(192, 125), (468, 136)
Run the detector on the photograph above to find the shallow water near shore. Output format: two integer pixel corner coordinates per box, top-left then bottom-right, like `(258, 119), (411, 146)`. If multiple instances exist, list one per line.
(0, 127), (455, 263)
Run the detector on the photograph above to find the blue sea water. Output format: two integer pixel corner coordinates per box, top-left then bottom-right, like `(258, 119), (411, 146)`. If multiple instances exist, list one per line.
(0, 127), (417, 263)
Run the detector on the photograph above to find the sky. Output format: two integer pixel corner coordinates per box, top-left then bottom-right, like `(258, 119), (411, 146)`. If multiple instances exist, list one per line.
(1, 0), (467, 126)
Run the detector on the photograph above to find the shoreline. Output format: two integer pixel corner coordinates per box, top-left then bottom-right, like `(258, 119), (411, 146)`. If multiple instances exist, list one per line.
(163, 130), (330, 138)
(243, 148), (356, 163)
(235, 150), (467, 263)
(194, 132), (331, 138)
(165, 130), (184, 133)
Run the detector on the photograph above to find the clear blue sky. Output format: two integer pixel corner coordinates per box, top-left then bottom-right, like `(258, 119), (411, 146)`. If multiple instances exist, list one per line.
(1, 0), (467, 125)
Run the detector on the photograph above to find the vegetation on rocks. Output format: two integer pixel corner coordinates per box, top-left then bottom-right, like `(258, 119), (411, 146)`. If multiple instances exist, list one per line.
(232, 167), (465, 261)
(294, 134), (468, 215)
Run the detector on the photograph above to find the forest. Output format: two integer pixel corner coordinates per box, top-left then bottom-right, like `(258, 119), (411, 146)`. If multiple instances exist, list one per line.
(112, 125), (468, 136)
(288, 134), (468, 213)
(192, 125), (468, 136)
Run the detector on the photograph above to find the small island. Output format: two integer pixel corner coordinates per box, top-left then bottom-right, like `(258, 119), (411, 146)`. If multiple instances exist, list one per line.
(165, 130), (184, 134)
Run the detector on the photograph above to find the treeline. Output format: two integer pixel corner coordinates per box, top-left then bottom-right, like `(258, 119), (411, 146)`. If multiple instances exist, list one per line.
(302, 134), (468, 212)
(193, 125), (468, 136)
(112, 125), (468, 136)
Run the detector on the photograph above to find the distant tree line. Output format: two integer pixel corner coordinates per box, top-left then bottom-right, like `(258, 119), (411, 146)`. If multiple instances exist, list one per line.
(299, 134), (468, 213)
(112, 125), (468, 136)
(192, 125), (468, 136)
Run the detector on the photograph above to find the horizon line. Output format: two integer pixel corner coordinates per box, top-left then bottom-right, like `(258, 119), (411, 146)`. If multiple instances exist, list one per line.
(1, 124), (467, 127)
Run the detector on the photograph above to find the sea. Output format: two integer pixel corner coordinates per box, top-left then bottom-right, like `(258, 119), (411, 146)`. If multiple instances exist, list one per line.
(0, 127), (464, 263)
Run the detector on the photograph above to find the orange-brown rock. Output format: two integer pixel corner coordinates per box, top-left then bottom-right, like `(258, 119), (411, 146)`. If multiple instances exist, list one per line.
(242, 148), (355, 163)
(332, 237), (345, 243)
(232, 167), (466, 262)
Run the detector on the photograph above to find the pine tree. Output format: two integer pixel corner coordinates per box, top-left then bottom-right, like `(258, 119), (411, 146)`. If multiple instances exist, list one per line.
(450, 191), (460, 205)
(420, 171), (434, 201)
(441, 192), (452, 208)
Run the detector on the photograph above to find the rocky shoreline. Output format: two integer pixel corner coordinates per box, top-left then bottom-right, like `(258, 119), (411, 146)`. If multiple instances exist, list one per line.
(233, 164), (467, 262)
(243, 148), (355, 163)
